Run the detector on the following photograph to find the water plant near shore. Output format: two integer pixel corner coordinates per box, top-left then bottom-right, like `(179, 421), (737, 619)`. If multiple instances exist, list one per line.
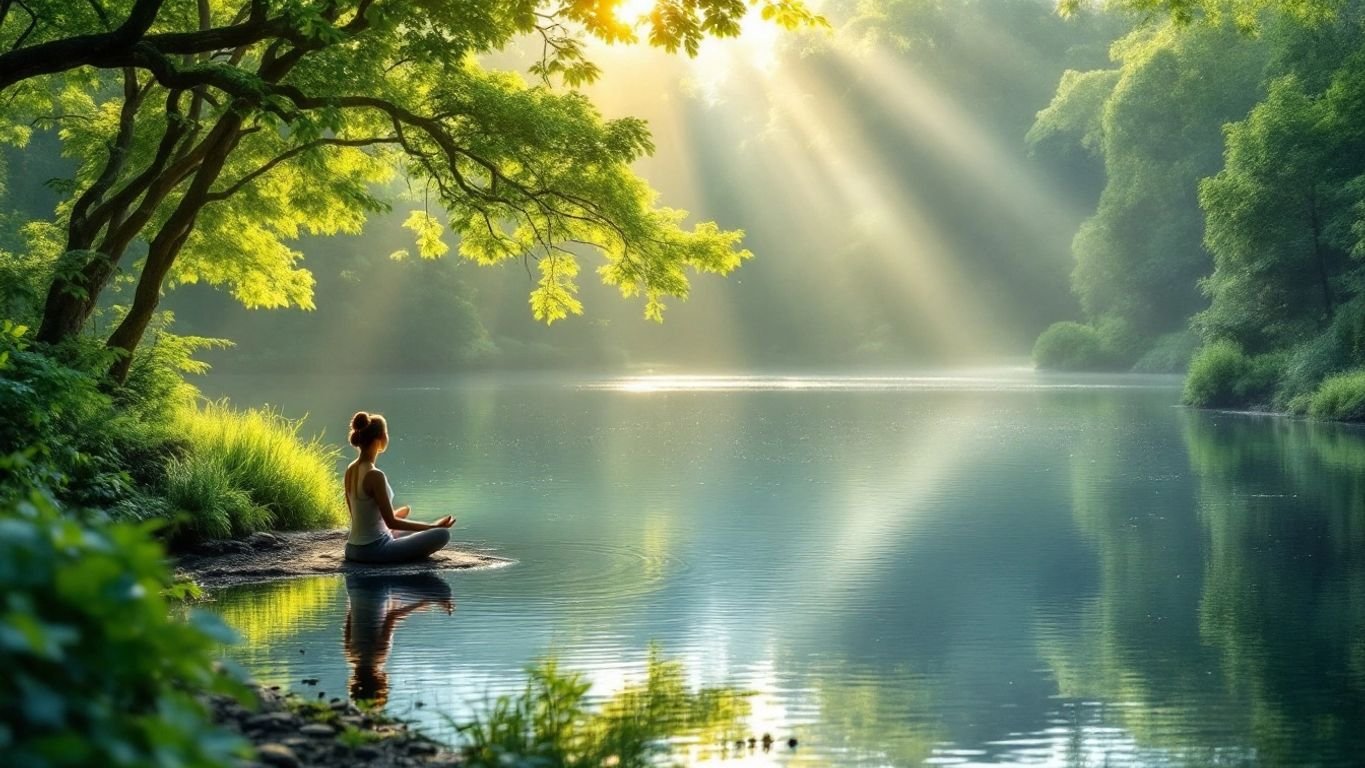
(456, 651), (750, 768)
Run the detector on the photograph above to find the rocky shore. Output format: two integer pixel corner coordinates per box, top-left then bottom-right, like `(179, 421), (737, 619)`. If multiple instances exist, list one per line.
(177, 529), (511, 588)
(212, 684), (461, 768)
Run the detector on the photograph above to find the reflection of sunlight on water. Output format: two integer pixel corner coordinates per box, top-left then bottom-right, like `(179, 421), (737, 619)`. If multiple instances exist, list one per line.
(589, 372), (1181, 394)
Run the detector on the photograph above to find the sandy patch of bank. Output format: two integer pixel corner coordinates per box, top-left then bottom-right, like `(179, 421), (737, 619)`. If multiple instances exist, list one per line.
(176, 530), (511, 589)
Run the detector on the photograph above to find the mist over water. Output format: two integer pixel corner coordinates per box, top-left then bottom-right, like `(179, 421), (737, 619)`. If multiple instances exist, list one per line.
(205, 371), (1365, 766)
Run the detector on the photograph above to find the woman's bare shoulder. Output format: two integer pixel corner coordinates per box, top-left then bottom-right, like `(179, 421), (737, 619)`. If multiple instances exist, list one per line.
(360, 466), (387, 489)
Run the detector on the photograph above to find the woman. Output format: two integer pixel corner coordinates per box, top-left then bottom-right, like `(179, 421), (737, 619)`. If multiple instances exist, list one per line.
(344, 411), (454, 563)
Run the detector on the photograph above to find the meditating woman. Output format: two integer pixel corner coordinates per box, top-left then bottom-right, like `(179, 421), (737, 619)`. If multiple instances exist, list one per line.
(344, 411), (454, 563)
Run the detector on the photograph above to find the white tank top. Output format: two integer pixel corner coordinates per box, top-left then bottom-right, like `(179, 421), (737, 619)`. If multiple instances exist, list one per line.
(348, 466), (393, 546)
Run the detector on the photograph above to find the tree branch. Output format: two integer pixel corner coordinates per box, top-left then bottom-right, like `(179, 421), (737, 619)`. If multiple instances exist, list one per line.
(205, 135), (399, 202)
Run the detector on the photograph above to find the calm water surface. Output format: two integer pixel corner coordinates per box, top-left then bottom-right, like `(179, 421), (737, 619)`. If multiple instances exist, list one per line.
(200, 370), (1365, 767)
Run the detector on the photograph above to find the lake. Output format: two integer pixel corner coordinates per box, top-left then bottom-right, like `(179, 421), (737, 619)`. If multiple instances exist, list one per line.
(200, 369), (1365, 766)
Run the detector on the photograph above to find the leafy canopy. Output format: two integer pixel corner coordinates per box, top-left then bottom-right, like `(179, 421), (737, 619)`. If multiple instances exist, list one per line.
(0, 1), (825, 338)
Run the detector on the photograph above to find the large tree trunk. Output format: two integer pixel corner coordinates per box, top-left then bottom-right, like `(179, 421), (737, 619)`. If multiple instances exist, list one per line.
(105, 113), (244, 382)
(35, 255), (121, 344)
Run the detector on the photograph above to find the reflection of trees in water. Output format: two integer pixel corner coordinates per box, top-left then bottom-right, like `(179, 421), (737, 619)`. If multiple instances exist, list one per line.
(1183, 413), (1365, 766)
(1046, 411), (1365, 764)
(803, 662), (945, 767)
(213, 577), (346, 668)
(1040, 394), (1225, 760)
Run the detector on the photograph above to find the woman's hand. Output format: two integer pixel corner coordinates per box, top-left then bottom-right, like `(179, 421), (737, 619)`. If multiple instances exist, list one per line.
(435, 515), (455, 528)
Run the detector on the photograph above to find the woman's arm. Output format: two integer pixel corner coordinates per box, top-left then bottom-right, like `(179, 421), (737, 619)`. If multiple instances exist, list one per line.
(364, 470), (453, 530)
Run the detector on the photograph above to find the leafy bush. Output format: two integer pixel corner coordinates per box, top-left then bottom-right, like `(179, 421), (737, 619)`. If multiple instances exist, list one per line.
(1183, 340), (1282, 408)
(0, 480), (246, 767)
(1307, 370), (1365, 421)
(0, 323), (165, 511)
(1033, 321), (1111, 370)
(0, 324), (340, 546)
(458, 651), (749, 768)
(1133, 330), (1199, 373)
(167, 401), (342, 542)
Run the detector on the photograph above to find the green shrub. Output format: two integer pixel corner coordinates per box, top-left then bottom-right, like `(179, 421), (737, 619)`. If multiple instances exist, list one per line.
(1183, 341), (1282, 408)
(1307, 370), (1365, 421)
(167, 401), (342, 541)
(0, 479), (246, 767)
(458, 650), (748, 768)
(0, 323), (163, 511)
(0, 324), (341, 545)
(1033, 322), (1111, 370)
(1133, 330), (1199, 373)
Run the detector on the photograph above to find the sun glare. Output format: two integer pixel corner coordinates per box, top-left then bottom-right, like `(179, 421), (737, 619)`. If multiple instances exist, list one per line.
(614, 0), (656, 24)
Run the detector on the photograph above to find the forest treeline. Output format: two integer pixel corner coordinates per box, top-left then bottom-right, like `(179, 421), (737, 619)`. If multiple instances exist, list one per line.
(1031, 0), (1365, 417)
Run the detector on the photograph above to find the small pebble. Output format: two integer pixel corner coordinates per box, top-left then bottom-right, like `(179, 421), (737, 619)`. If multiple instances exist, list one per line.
(300, 723), (334, 737)
(301, 678), (319, 686)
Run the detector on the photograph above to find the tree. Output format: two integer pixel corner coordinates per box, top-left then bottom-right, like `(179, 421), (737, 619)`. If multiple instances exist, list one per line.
(1059, 0), (1346, 31)
(0, 1), (825, 381)
(1198, 49), (1365, 351)
(1029, 20), (1268, 366)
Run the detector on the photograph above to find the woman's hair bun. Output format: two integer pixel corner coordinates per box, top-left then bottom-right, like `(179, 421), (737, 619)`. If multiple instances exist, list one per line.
(349, 411), (387, 448)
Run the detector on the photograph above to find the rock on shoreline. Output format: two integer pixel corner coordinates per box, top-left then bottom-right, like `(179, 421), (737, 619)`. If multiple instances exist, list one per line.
(177, 529), (511, 589)
(211, 684), (460, 768)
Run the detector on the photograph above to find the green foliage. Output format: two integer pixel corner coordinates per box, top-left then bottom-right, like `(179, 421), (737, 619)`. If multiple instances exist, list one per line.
(0, 482), (246, 768)
(1059, 0), (1346, 31)
(1027, 69), (1121, 157)
(1183, 340), (1281, 408)
(1306, 369), (1365, 421)
(1062, 21), (1268, 344)
(0, 324), (168, 511)
(1033, 321), (1111, 370)
(166, 401), (342, 544)
(0, 328), (338, 545)
(1197, 47), (1365, 352)
(1, 0), (829, 375)
(457, 650), (749, 768)
(1133, 329), (1199, 372)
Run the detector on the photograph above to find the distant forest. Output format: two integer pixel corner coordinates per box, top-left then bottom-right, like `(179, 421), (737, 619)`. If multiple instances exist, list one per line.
(1030, 0), (1365, 415)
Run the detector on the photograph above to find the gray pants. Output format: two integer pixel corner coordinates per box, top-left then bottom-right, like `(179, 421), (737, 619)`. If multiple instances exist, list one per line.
(345, 529), (450, 564)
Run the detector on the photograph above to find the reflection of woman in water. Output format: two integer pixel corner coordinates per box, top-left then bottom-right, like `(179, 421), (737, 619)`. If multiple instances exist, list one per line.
(344, 572), (454, 705)
(344, 411), (454, 563)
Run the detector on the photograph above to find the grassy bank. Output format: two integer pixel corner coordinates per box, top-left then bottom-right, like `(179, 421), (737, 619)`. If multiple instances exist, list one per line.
(164, 401), (341, 543)
(1181, 338), (1365, 423)
(0, 324), (341, 547)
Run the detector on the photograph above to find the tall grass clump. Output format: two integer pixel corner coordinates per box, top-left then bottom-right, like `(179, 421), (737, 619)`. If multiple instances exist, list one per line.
(1307, 370), (1365, 421)
(166, 400), (342, 543)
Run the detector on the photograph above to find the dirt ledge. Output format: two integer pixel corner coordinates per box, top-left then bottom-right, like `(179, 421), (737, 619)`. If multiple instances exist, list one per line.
(176, 529), (511, 589)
